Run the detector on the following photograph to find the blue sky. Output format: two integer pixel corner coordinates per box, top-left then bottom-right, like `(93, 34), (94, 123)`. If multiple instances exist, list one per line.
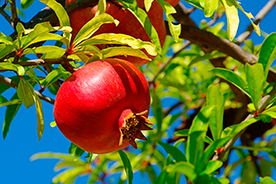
(0, 0), (276, 184)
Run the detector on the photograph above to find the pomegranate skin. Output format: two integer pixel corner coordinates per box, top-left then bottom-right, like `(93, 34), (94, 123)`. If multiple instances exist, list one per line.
(66, 0), (166, 66)
(54, 58), (151, 154)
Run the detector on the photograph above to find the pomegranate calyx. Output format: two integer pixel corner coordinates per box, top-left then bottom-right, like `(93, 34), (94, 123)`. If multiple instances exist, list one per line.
(119, 110), (153, 149)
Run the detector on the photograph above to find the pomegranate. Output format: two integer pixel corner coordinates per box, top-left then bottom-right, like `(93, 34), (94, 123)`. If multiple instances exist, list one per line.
(164, 0), (180, 7)
(53, 58), (153, 154)
(66, 0), (166, 66)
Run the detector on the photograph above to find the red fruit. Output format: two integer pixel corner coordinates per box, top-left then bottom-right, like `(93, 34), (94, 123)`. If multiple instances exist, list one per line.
(66, 0), (166, 66)
(54, 58), (153, 154)
(164, 0), (180, 7)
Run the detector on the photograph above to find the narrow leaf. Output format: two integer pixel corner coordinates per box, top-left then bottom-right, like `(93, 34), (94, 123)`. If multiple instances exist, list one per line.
(0, 63), (25, 76)
(159, 141), (187, 162)
(118, 150), (133, 184)
(157, 0), (181, 42)
(95, 0), (106, 16)
(3, 93), (22, 139)
(166, 161), (196, 181)
(73, 13), (118, 46)
(21, 0), (35, 9)
(207, 84), (224, 140)
(17, 79), (35, 109)
(201, 160), (223, 175)
(81, 33), (157, 56)
(258, 33), (276, 82)
(204, 0), (218, 17)
(0, 45), (16, 59)
(245, 63), (264, 111)
(228, 0), (260, 36)
(101, 46), (151, 60)
(211, 68), (250, 97)
(39, 0), (70, 27)
(69, 143), (85, 159)
(187, 106), (214, 165)
(221, 0), (239, 40)
(34, 93), (44, 141)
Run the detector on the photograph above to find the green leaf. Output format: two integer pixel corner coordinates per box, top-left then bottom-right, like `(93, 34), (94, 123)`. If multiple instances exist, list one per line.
(95, 0), (106, 16)
(184, 0), (204, 10)
(207, 84), (224, 140)
(123, 3), (162, 53)
(17, 78), (35, 109)
(204, 0), (218, 17)
(258, 33), (276, 82)
(81, 33), (157, 56)
(159, 141), (187, 162)
(174, 129), (214, 144)
(195, 174), (221, 184)
(225, 117), (259, 138)
(245, 63), (264, 111)
(197, 137), (230, 173)
(33, 93), (44, 141)
(211, 68), (250, 97)
(30, 152), (76, 161)
(73, 13), (118, 46)
(35, 46), (66, 57)
(52, 167), (87, 184)
(69, 143), (85, 159)
(0, 45), (15, 59)
(186, 105), (214, 165)
(0, 35), (13, 45)
(157, 0), (181, 42)
(21, 0), (35, 9)
(0, 63), (25, 76)
(3, 93), (22, 139)
(201, 160), (223, 175)
(227, 0), (260, 36)
(22, 24), (63, 49)
(166, 161), (197, 181)
(101, 46), (151, 60)
(41, 69), (63, 88)
(260, 176), (276, 184)
(118, 150), (133, 184)
(39, 0), (70, 27)
(189, 105), (214, 133)
(221, 0), (239, 40)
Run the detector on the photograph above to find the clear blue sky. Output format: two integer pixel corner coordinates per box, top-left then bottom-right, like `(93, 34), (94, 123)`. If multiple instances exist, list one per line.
(0, 0), (276, 184)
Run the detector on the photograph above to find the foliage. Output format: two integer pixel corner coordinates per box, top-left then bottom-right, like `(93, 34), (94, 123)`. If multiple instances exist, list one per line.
(1, 0), (276, 183)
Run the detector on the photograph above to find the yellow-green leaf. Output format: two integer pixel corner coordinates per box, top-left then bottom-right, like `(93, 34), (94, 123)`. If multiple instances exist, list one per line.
(221, 0), (239, 41)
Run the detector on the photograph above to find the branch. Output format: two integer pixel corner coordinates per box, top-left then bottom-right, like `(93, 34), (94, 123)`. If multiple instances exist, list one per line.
(169, 23), (276, 83)
(0, 74), (55, 105)
(10, 0), (19, 28)
(0, 3), (12, 25)
(212, 86), (276, 161)
(13, 58), (76, 67)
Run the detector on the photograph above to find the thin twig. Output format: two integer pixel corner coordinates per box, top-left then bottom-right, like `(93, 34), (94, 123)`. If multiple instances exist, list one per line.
(12, 58), (76, 67)
(236, 0), (276, 45)
(0, 3), (12, 24)
(10, 0), (19, 28)
(149, 41), (191, 83)
(0, 74), (55, 105)
(212, 86), (276, 161)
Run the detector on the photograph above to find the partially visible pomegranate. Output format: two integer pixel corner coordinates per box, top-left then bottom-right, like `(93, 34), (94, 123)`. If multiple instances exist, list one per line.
(54, 58), (153, 154)
(164, 0), (180, 7)
(66, 0), (166, 66)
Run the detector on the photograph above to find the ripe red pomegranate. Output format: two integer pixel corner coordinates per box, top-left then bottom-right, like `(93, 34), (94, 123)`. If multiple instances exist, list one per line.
(165, 0), (180, 7)
(54, 58), (153, 154)
(66, 0), (166, 66)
